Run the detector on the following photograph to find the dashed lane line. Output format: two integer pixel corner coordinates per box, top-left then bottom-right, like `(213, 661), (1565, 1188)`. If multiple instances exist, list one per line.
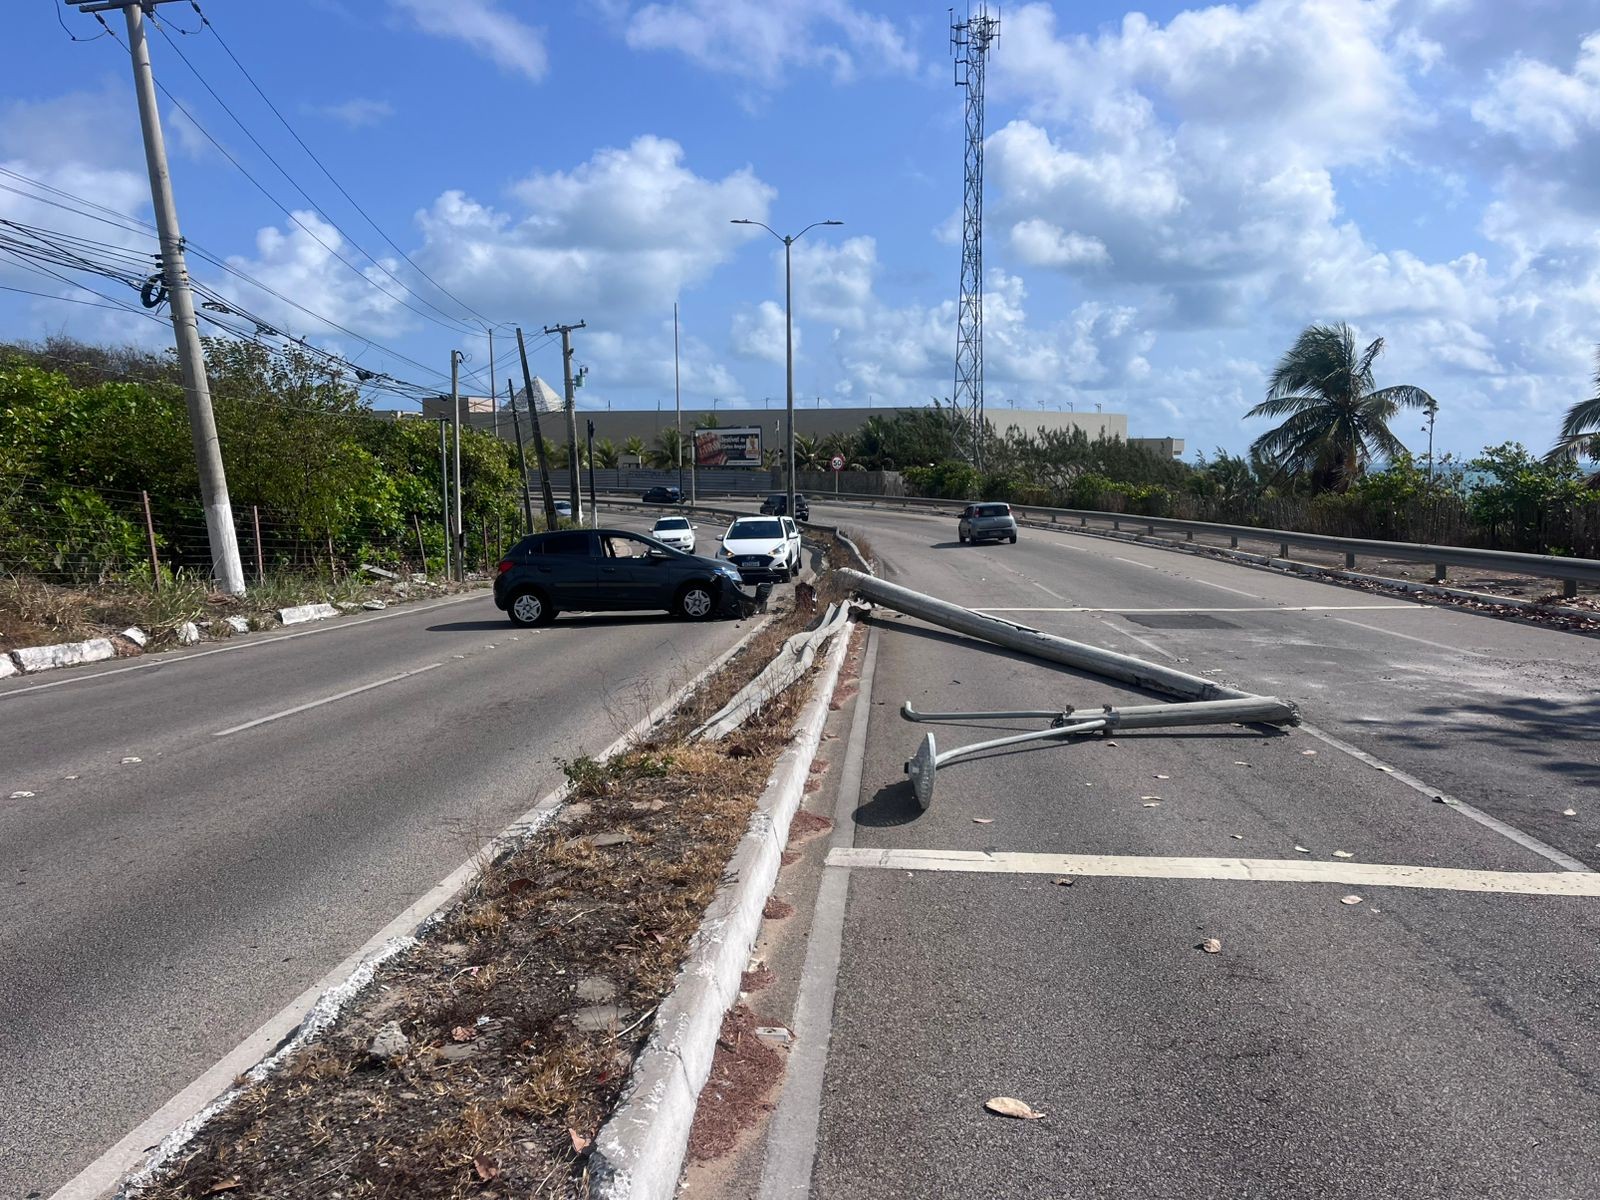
(825, 847), (1600, 896)
(211, 664), (443, 737)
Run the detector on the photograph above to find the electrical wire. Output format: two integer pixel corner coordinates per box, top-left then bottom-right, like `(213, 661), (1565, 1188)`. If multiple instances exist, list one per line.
(91, 13), (482, 342)
(190, 0), (500, 333)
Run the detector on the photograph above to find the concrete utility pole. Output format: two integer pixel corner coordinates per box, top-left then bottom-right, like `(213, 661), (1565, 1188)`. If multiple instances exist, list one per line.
(674, 303), (683, 497)
(515, 328), (561, 532)
(507, 379), (533, 534)
(438, 418), (452, 580)
(488, 328), (498, 439)
(544, 321), (586, 524)
(450, 349), (465, 580)
(81, 0), (245, 593)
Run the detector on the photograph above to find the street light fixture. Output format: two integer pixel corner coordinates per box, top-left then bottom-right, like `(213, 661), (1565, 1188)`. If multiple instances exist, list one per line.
(732, 217), (843, 523)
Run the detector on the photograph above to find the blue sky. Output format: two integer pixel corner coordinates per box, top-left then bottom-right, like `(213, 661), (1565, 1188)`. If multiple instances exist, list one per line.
(4, 0), (1600, 462)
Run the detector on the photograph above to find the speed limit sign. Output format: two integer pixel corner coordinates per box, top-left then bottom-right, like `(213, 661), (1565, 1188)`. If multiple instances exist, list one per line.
(830, 454), (845, 472)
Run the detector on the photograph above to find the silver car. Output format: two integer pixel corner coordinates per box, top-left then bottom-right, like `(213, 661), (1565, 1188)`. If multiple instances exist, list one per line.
(958, 502), (1018, 545)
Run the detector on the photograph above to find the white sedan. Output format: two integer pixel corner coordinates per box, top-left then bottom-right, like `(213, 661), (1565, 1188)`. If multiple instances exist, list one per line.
(651, 514), (697, 553)
(718, 516), (801, 583)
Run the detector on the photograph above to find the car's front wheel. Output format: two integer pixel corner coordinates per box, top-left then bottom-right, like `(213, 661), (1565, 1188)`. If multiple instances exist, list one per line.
(508, 587), (556, 626)
(1009, 533), (1019, 544)
(676, 581), (716, 620)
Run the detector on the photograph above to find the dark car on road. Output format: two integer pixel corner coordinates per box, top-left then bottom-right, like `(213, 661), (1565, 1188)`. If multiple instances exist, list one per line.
(641, 486), (683, 504)
(494, 528), (745, 625)
(760, 492), (810, 520)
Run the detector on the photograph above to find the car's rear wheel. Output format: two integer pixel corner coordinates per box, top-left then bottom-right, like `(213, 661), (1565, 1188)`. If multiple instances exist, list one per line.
(676, 581), (716, 620)
(508, 587), (556, 626)
(958, 530), (968, 543)
(1009, 533), (1019, 544)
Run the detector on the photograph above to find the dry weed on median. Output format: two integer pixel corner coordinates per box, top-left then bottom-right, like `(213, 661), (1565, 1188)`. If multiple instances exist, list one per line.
(135, 588), (839, 1200)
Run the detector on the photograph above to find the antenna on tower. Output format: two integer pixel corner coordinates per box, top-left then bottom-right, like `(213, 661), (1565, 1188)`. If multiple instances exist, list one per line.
(951, 4), (999, 469)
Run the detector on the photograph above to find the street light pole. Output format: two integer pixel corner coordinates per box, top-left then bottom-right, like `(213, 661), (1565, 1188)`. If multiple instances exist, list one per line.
(732, 218), (842, 524)
(450, 349), (464, 580)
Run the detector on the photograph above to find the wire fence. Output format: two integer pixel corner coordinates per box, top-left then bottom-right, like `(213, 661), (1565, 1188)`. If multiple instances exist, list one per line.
(0, 473), (542, 588)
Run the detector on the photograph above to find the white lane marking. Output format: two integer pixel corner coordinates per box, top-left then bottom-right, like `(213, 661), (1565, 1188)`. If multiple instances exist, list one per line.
(1330, 616), (1489, 657)
(1098, 617), (1177, 661)
(1192, 578), (1265, 599)
(0, 591), (483, 701)
(825, 847), (1600, 896)
(211, 664), (443, 737)
(1112, 556), (1157, 569)
(973, 604), (1421, 614)
(1295, 722), (1591, 872)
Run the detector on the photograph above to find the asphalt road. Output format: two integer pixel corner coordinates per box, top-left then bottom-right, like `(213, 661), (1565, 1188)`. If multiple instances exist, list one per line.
(0, 516), (758, 1200)
(763, 502), (1600, 1199)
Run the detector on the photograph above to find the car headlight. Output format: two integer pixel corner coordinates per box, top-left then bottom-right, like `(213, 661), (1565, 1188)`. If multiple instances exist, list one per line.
(769, 545), (785, 556)
(718, 564), (741, 580)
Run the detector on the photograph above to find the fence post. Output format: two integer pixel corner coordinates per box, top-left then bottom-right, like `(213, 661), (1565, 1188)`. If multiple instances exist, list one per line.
(1565, 578), (1579, 599)
(141, 489), (161, 593)
(1433, 563), (1447, 583)
(1279, 542), (1289, 559)
(413, 513), (427, 574)
(1229, 534), (1238, 548)
(1345, 551), (1356, 569)
(252, 505), (265, 582)
(327, 530), (337, 580)
(481, 517), (489, 574)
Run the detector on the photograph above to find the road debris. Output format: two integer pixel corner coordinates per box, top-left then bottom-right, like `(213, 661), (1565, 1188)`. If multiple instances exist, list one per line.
(1340, 895), (1364, 905)
(9, 790), (35, 799)
(1199, 938), (1223, 954)
(1333, 850), (1355, 859)
(1294, 845), (1310, 853)
(985, 1096), (1046, 1120)
(972, 817), (994, 824)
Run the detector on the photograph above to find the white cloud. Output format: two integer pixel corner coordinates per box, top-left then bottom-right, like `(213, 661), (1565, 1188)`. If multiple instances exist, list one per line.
(620, 0), (917, 86)
(1471, 33), (1600, 149)
(310, 98), (396, 130)
(1009, 218), (1111, 269)
(789, 235), (876, 327)
(731, 300), (792, 363)
(389, 0), (547, 80)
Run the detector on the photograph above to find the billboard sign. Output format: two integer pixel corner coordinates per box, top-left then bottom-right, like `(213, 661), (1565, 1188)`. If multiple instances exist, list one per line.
(694, 425), (762, 468)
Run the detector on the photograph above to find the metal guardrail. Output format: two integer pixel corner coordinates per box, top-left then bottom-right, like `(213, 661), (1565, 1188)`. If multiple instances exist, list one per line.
(660, 487), (1600, 595)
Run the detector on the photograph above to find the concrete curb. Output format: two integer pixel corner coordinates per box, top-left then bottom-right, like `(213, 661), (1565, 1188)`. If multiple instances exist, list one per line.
(589, 615), (856, 1200)
(48, 612), (777, 1200)
(0, 653), (18, 679)
(12, 637), (118, 674)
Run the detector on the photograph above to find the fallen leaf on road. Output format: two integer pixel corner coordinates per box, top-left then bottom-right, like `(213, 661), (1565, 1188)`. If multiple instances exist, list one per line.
(1199, 938), (1222, 954)
(1105, 741), (1119, 748)
(121, 756), (142, 764)
(1374, 765), (1393, 773)
(8, 791), (34, 799)
(1141, 795), (1162, 801)
(1154, 774), (1170, 780)
(1143, 802), (1161, 808)
(474, 1156), (500, 1182)
(972, 817), (994, 824)
(1230, 834), (1244, 840)
(569, 1128), (592, 1154)
(1052, 877), (1075, 886)
(507, 878), (535, 896)
(1340, 895), (1363, 905)
(204, 1181), (241, 1196)
(1233, 761), (1251, 767)
(985, 1096), (1045, 1120)
(450, 1025), (477, 1043)
(1333, 850), (1355, 859)
(1294, 845), (1310, 853)
(1563, 808), (1578, 817)
(1301, 750), (1318, 757)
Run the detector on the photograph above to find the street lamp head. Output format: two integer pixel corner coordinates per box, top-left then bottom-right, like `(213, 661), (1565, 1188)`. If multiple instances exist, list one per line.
(822, 220), (843, 226)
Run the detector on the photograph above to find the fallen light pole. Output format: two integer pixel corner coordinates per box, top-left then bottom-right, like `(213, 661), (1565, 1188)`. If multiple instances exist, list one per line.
(830, 570), (1299, 810)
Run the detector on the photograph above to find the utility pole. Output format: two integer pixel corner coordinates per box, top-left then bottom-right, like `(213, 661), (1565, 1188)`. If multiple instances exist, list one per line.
(543, 321), (587, 524)
(507, 379), (533, 533)
(450, 349), (465, 580)
(515, 327), (561, 532)
(586, 419), (598, 529)
(674, 302), (683, 497)
(437, 418), (452, 580)
(488, 328), (498, 440)
(77, 0), (245, 593)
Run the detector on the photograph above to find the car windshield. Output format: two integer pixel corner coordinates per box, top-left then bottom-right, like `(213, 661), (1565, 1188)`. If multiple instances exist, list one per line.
(654, 518), (689, 530)
(729, 519), (783, 540)
(975, 504), (1011, 517)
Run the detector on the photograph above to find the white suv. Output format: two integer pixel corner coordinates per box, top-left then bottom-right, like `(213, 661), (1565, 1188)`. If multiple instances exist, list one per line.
(718, 515), (801, 582)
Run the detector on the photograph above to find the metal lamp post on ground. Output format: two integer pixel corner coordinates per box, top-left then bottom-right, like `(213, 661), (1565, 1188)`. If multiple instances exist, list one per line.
(731, 218), (842, 522)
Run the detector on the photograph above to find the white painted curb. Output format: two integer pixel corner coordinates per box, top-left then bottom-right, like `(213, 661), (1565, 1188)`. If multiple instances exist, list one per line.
(0, 653), (19, 679)
(48, 615), (777, 1200)
(277, 602), (340, 626)
(589, 616), (856, 1200)
(13, 637), (117, 674)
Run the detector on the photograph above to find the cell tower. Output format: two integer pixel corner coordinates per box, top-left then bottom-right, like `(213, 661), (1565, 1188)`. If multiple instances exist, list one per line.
(951, 5), (999, 468)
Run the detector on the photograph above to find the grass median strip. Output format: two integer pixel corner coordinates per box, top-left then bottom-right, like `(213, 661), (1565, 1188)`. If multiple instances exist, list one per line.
(131, 572), (853, 1200)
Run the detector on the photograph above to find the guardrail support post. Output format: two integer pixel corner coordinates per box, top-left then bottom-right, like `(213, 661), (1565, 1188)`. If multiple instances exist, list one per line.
(1147, 521), (1156, 535)
(1565, 578), (1579, 599)
(1185, 530), (1193, 542)
(1433, 563), (1447, 583)
(1280, 542), (1289, 559)
(1080, 516), (1087, 527)
(1229, 534), (1238, 548)
(1113, 518), (1121, 531)
(1345, 552), (1356, 569)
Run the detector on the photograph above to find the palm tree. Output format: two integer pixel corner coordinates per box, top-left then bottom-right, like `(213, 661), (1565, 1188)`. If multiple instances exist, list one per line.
(621, 435), (647, 465)
(1247, 323), (1434, 492)
(793, 433), (824, 471)
(592, 437), (620, 469)
(646, 427), (684, 468)
(1546, 351), (1600, 464)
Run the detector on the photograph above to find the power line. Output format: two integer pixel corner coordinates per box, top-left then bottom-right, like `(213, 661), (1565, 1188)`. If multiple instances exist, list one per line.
(90, 11), (482, 342)
(190, 0), (499, 332)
